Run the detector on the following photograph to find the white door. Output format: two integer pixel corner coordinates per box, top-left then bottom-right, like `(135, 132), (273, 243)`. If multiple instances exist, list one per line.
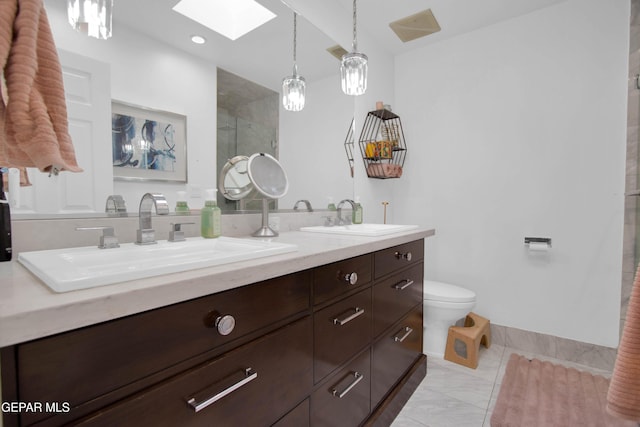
(12, 50), (112, 215)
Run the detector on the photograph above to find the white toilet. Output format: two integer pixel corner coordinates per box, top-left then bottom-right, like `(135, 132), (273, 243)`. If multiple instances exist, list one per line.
(423, 280), (477, 358)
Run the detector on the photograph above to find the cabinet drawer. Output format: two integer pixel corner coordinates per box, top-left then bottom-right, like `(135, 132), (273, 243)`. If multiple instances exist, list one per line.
(314, 288), (372, 383)
(273, 398), (309, 427)
(75, 317), (313, 427)
(313, 254), (372, 306)
(371, 307), (423, 407)
(374, 240), (424, 279)
(16, 271), (311, 425)
(311, 349), (371, 427)
(373, 262), (423, 337)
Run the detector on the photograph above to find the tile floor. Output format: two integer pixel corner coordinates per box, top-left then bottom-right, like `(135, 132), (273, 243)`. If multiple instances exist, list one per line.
(391, 345), (614, 427)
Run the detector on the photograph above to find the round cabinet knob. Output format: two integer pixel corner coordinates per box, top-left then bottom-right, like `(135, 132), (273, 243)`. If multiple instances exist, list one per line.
(343, 272), (358, 285)
(215, 315), (236, 336)
(395, 251), (412, 262)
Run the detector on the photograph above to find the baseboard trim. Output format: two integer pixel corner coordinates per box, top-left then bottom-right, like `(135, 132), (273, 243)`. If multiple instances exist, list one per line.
(491, 324), (617, 372)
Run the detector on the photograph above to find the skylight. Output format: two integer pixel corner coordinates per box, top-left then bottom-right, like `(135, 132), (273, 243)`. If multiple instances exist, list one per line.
(172, 0), (276, 41)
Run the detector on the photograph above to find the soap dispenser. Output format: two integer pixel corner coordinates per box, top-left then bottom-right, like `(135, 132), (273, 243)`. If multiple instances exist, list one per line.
(352, 196), (363, 224)
(201, 189), (221, 238)
(327, 197), (337, 211)
(0, 169), (12, 262)
(175, 190), (190, 215)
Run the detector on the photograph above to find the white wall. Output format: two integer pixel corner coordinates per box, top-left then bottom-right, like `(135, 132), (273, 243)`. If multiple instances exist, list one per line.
(394, 0), (629, 347)
(351, 38), (401, 225)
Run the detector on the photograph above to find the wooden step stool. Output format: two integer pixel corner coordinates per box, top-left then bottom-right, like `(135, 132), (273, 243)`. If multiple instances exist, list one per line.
(444, 312), (491, 369)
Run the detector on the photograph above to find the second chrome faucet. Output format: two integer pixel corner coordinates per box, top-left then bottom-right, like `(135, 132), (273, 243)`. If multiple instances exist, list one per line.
(336, 199), (356, 226)
(136, 193), (170, 245)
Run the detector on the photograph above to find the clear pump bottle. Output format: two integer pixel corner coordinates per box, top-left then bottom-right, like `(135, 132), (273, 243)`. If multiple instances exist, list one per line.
(201, 189), (221, 238)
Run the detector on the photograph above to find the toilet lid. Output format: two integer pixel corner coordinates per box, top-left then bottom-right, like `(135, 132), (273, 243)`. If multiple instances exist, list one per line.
(424, 280), (476, 303)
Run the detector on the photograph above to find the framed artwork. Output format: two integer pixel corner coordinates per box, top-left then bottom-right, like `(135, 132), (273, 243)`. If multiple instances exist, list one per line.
(111, 101), (187, 182)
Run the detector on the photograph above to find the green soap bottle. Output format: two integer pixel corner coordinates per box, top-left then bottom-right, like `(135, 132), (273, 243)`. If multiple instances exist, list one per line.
(201, 189), (221, 238)
(352, 196), (363, 224)
(327, 197), (337, 211)
(175, 191), (191, 215)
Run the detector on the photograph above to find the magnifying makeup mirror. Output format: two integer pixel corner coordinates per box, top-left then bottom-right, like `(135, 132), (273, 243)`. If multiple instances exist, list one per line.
(219, 153), (289, 237)
(218, 155), (254, 201)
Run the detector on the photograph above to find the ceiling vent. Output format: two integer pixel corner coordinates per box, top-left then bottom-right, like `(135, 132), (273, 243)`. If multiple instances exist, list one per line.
(326, 45), (348, 61)
(389, 9), (441, 43)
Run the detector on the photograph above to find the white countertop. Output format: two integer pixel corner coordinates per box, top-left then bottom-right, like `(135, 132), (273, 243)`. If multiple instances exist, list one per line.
(0, 228), (434, 348)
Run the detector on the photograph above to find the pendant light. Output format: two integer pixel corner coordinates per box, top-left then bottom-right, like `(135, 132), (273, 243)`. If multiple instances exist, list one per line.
(282, 12), (306, 112)
(341, 0), (367, 96)
(67, 0), (114, 40)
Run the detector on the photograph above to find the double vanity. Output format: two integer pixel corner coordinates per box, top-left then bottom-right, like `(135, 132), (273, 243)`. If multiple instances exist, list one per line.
(0, 224), (434, 426)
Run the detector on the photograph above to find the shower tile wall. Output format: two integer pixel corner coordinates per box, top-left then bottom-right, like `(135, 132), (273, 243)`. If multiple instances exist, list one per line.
(216, 68), (279, 211)
(623, 0), (640, 332)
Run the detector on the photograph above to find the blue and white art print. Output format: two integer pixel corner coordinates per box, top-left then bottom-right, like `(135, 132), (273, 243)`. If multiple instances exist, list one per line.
(112, 101), (187, 182)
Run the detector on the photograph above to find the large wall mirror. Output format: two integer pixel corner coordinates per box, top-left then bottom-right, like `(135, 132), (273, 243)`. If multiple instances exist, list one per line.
(216, 69), (278, 213)
(9, 0), (355, 219)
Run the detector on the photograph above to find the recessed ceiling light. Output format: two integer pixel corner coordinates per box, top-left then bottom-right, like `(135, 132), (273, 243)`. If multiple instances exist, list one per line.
(173, 0), (276, 41)
(191, 35), (206, 44)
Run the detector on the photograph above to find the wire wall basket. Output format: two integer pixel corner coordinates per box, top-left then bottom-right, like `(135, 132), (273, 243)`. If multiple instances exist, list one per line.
(358, 109), (407, 179)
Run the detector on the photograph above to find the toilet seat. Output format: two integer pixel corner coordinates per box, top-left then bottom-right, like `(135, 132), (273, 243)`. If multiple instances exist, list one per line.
(424, 280), (476, 303)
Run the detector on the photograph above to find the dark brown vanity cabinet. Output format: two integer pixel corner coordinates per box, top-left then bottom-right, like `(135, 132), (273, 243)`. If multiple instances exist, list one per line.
(1, 239), (427, 427)
(370, 240), (425, 418)
(75, 317), (313, 427)
(1, 272), (312, 427)
(314, 288), (373, 383)
(311, 348), (372, 426)
(372, 307), (423, 408)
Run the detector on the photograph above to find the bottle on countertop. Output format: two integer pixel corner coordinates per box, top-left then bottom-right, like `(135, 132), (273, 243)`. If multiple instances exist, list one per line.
(0, 168), (12, 262)
(327, 197), (337, 211)
(352, 196), (363, 225)
(201, 189), (221, 238)
(175, 190), (190, 215)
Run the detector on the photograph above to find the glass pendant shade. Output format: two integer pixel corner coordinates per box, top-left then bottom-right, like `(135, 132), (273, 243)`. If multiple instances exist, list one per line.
(341, 52), (368, 96)
(67, 0), (113, 40)
(341, 0), (367, 96)
(282, 66), (306, 112)
(283, 13), (305, 112)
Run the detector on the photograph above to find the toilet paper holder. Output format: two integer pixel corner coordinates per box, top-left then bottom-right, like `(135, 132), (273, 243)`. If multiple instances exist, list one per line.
(524, 237), (552, 248)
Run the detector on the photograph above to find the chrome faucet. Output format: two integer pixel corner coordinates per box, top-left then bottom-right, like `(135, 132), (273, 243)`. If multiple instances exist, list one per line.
(136, 193), (170, 245)
(336, 199), (356, 226)
(293, 199), (313, 212)
(105, 195), (127, 216)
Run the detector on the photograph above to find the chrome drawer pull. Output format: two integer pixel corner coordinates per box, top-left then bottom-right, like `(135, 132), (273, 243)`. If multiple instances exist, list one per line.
(333, 307), (365, 326)
(395, 251), (412, 261)
(393, 279), (414, 290)
(394, 326), (414, 343)
(332, 371), (364, 398)
(187, 368), (257, 413)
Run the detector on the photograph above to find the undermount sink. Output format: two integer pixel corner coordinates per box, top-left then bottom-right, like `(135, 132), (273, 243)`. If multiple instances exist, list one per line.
(300, 223), (418, 237)
(18, 237), (297, 293)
